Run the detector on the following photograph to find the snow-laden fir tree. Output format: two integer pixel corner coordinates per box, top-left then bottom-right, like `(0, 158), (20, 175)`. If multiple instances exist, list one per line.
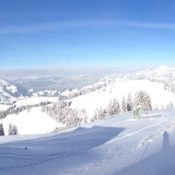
(0, 123), (4, 136)
(134, 90), (152, 111)
(121, 96), (127, 112)
(167, 101), (173, 109)
(42, 99), (87, 129)
(107, 98), (121, 115)
(8, 124), (18, 135)
(127, 93), (133, 111)
(93, 108), (107, 121)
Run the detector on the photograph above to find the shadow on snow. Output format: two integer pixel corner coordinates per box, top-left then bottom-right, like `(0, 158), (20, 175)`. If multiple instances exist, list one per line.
(0, 126), (125, 174)
(115, 131), (175, 175)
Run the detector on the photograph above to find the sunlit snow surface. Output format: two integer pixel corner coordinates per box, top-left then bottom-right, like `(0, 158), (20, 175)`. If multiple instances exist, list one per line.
(71, 79), (175, 118)
(0, 108), (175, 175)
(0, 107), (63, 135)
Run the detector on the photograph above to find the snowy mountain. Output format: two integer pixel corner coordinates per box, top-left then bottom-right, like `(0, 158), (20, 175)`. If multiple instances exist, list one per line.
(126, 65), (175, 80)
(0, 79), (23, 104)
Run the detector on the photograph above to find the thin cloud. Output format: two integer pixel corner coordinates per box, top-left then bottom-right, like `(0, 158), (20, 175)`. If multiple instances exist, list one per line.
(1, 20), (175, 34)
(0, 20), (114, 34)
(123, 21), (175, 30)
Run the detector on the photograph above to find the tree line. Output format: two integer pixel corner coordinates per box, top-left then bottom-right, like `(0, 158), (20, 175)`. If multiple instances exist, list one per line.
(0, 101), (51, 119)
(92, 90), (152, 122)
(0, 123), (18, 136)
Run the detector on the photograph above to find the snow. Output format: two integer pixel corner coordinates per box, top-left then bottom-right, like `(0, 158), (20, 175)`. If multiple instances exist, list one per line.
(15, 97), (58, 107)
(32, 90), (58, 97)
(0, 108), (175, 175)
(0, 107), (63, 135)
(1, 66), (175, 174)
(5, 84), (18, 94)
(141, 112), (161, 118)
(0, 79), (18, 95)
(0, 104), (11, 111)
(0, 79), (19, 104)
(71, 79), (175, 118)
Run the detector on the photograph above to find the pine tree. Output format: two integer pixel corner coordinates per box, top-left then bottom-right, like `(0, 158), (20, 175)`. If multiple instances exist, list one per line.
(116, 100), (121, 114)
(107, 98), (121, 115)
(93, 108), (107, 121)
(127, 93), (133, 111)
(134, 90), (152, 111)
(8, 124), (18, 135)
(0, 123), (4, 136)
(108, 99), (116, 115)
(121, 96), (127, 112)
(167, 102), (173, 109)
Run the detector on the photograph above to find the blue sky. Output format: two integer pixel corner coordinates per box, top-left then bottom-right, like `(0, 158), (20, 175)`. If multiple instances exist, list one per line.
(1, 0), (175, 68)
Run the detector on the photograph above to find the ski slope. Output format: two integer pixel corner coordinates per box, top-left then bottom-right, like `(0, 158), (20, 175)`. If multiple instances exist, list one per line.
(0, 108), (175, 175)
(71, 79), (175, 118)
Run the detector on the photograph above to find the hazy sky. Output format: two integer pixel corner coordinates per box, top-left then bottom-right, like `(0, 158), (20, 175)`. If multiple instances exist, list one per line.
(1, 0), (175, 68)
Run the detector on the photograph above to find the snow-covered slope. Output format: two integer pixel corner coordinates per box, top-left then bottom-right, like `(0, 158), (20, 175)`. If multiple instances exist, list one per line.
(15, 96), (58, 107)
(0, 104), (11, 111)
(0, 97), (61, 135)
(71, 79), (175, 118)
(32, 90), (60, 97)
(127, 65), (175, 80)
(0, 108), (175, 175)
(0, 79), (24, 104)
(0, 80), (16, 104)
(0, 107), (63, 135)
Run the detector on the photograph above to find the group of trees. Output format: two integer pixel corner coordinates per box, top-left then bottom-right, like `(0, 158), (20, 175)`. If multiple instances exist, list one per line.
(163, 81), (175, 93)
(62, 82), (107, 99)
(0, 123), (18, 136)
(133, 90), (152, 111)
(93, 91), (152, 121)
(148, 78), (175, 94)
(42, 99), (88, 129)
(0, 101), (51, 119)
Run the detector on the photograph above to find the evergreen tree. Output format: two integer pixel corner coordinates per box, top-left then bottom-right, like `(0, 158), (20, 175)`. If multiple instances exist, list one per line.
(121, 96), (127, 112)
(167, 102), (173, 109)
(115, 100), (121, 114)
(127, 93), (133, 111)
(8, 124), (18, 135)
(107, 98), (121, 115)
(94, 108), (107, 121)
(134, 90), (152, 111)
(0, 123), (4, 136)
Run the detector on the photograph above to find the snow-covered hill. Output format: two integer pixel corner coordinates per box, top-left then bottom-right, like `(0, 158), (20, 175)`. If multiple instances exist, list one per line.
(0, 97), (60, 135)
(15, 96), (58, 107)
(0, 107), (63, 135)
(127, 65), (175, 80)
(0, 108), (175, 175)
(71, 79), (175, 118)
